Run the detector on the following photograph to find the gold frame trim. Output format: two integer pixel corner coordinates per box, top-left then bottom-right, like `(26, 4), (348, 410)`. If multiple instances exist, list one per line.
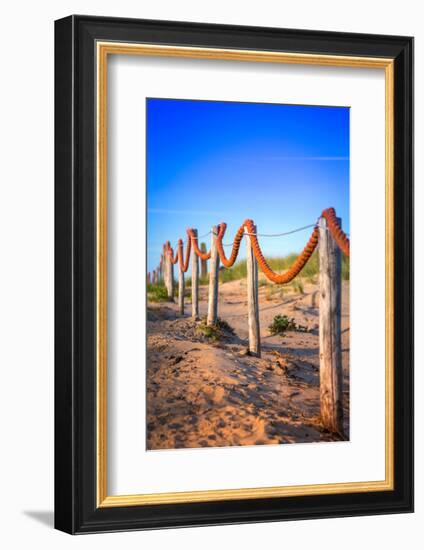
(96, 42), (395, 508)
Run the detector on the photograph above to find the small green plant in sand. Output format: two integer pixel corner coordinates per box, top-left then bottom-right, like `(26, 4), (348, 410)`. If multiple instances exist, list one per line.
(147, 283), (169, 302)
(196, 317), (235, 342)
(268, 314), (308, 335)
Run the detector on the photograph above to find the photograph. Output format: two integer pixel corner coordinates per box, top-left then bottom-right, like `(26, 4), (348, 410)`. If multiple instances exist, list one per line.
(52, 12), (413, 536)
(146, 98), (350, 450)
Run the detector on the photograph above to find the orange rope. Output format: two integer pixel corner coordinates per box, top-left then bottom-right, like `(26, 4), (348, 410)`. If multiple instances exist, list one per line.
(215, 220), (318, 283)
(178, 238), (191, 273)
(322, 208), (350, 257)
(215, 222), (247, 268)
(166, 241), (179, 265)
(187, 229), (212, 261)
(160, 207), (349, 285)
(165, 239), (192, 273)
(245, 220), (319, 284)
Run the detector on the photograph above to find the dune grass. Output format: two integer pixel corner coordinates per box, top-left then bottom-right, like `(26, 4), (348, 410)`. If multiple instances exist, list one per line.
(147, 283), (169, 302)
(185, 274), (209, 288)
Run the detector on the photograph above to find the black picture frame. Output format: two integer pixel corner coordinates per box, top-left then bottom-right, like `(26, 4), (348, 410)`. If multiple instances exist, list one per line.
(55, 15), (413, 534)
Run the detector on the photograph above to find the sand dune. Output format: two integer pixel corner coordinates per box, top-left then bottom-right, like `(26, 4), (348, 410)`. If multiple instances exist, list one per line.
(146, 278), (350, 450)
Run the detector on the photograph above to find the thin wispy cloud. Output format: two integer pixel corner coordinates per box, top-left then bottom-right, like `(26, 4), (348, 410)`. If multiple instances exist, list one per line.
(276, 156), (349, 161)
(234, 156), (349, 162)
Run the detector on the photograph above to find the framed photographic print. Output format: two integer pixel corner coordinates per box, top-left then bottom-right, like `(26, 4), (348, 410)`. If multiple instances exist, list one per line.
(54, 15), (413, 534)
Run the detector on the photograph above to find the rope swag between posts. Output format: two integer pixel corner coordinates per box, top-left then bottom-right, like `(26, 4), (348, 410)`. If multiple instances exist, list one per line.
(160, 207), (349, 283)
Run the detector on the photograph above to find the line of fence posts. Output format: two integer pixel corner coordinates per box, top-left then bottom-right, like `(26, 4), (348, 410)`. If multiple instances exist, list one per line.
(152, 213), (344, 437)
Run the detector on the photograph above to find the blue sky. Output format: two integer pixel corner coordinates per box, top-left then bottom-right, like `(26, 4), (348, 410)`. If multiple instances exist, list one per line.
(146, 98), (349, 275)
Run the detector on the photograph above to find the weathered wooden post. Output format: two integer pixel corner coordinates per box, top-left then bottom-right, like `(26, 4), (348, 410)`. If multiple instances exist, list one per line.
(164, 248), (174, 300)
(178, 249), (185, 316)
(200, 242), (208, 279)
(207, 226), (220, 326)
(191, 229), (199, 319)
(245, 226), (261, 357)
(147, 272), (151, 285)
(318, 216), (343, 436)
(159, 255), (163, 282)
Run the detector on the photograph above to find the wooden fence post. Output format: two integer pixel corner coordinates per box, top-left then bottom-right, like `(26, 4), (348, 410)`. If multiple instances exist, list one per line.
(245, 226), (261, 357)
(191, 229), (199, 319)
(207, 226), (219, 326)
(319, 216), (343, 436)
(200, 242), (208, 278)
(178, 262), (185, 315)
(159, 255), (163, 282)
(165, 251), (174, 300)
(310, 290), (318, 308)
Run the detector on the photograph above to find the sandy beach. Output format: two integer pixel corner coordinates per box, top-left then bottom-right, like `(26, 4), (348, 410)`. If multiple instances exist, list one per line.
(146, 276), (349, 450)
